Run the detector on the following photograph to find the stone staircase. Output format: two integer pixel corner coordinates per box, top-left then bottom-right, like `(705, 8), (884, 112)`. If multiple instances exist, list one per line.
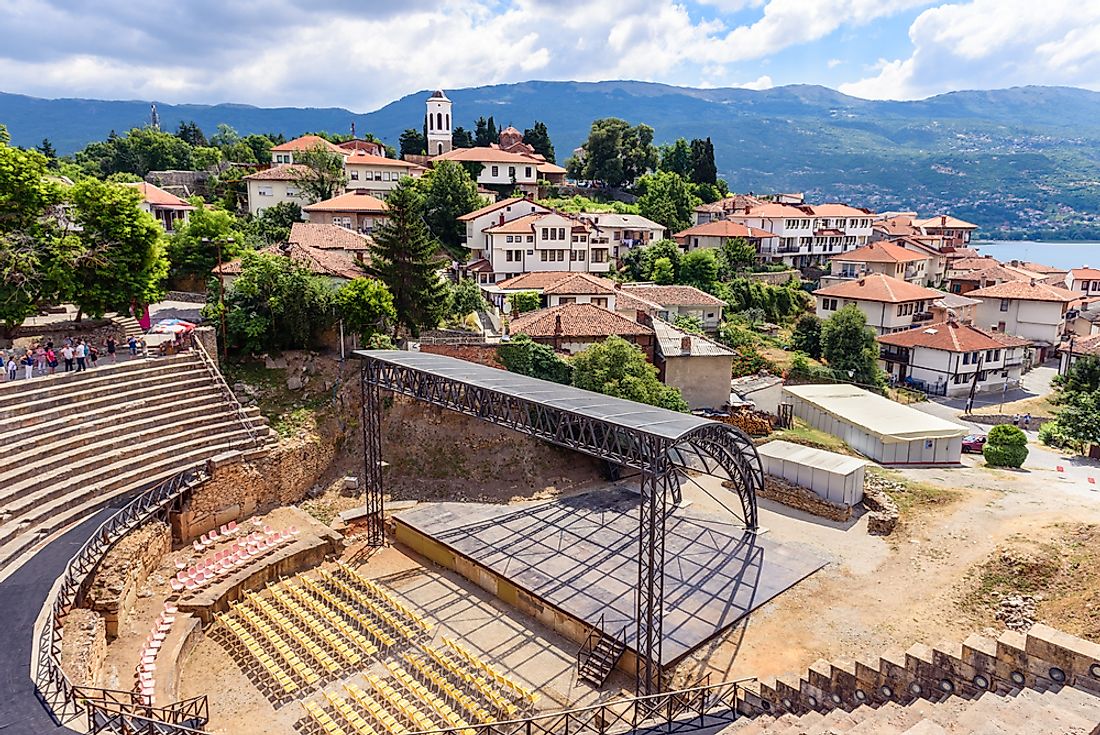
(110, 314), (144, 338)
(0, 353), (277, 570)
(728, 624), (1100, 734)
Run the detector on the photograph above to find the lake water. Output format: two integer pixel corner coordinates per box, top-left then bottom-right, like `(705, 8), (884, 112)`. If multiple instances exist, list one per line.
(974, 240), (1100, 270)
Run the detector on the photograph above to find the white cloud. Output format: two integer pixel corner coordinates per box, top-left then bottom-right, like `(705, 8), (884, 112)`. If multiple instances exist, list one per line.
(827, 58), (843, 69)
(737, 74), (774, 90)
(840, 0), (1100, 99)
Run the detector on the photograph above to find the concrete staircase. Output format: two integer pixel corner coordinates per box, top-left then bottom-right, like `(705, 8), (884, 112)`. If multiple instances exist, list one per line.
(729, 624), (1100, 734)
(0, 353), (277, 569)
(110, 314), (144, 338)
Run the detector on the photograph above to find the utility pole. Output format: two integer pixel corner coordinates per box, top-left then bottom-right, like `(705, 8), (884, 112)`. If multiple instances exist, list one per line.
(204, 236), (233, 362)
(965, 354), (984, 415)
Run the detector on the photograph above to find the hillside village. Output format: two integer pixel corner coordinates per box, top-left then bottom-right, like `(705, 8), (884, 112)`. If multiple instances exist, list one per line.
(9, 83), (1100, 735)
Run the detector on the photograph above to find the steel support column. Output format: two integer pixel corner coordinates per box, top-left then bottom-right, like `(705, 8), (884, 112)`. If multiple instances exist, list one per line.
(361, 363), (385, 547)
(635, 434), (670, 696)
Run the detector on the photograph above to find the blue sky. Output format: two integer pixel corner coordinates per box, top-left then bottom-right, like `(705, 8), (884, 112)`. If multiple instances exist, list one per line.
(0, 0), (1096, 110)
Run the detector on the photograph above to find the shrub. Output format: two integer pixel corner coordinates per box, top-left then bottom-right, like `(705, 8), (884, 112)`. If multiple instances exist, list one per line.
(1038, 420), (1075, 450)
(982, 423), (1029, 468)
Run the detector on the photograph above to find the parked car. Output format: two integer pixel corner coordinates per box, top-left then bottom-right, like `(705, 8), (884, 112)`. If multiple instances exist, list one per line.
(962, 434), (987, 453)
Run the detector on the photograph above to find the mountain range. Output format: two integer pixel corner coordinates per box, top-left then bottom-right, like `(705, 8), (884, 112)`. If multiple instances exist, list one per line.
(4, 81), (1100, 238)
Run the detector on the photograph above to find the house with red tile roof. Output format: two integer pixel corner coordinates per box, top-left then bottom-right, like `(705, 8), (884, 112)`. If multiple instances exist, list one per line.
(270, 135), (349, 165)
(242, 164), (310, 216)
(814, 273), (943, 335)
(912, 215), (978, 247)
(507, 303), (655, 361)
(822, 241), (931, 286)
(618, 284), (727, 332)
(877, 320), (1030, 397)
(458, 197), (553, 280)
(122, 181), (195, 233)
(302, 190), (389, 234)
(1060, 332), (1100, 374)
(344, 150), (425, 198)
(1065, 267), (1100, 295)
(672, 220), (779, 255)
(478, 211), (610, 283)
(968, 280), (1079, 359)
(718, 201), (876, 268)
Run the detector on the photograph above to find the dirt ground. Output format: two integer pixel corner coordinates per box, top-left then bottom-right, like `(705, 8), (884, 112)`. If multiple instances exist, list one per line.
(674, 459), (1100, 684)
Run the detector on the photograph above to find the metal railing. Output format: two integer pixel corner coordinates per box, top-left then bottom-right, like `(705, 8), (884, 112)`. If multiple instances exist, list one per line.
(190, 337), (262, 450)
(576, 613), (606, 672)
(34, 467), (212, 735)
(392, 676), (754, 735)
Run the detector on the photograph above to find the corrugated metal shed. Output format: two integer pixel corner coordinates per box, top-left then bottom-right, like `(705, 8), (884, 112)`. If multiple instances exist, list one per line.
(757, 440), (866, 506)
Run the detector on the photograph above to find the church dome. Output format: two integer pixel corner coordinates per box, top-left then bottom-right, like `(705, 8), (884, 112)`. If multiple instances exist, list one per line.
(429, 89), (450, 101)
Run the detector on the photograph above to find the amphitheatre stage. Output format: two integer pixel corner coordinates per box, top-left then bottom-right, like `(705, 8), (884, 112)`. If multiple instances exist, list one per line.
(394, 486), (826, 667)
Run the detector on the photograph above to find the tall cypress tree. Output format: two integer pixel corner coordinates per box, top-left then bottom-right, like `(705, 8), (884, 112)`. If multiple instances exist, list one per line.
(368, 179), (449, 337)
(690, 137), (718, 185)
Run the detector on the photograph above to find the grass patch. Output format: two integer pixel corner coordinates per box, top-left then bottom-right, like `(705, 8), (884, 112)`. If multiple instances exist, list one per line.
(225, 358), (330, 437)
(271, 406), (320, 438)
(771, 418), (853, 454)
(970, 392), (1057, 418)
(866, 466), (961, 515)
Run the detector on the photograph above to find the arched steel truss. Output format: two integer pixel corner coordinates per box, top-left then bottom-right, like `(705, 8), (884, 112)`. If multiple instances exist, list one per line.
(357, 351), (762, 696)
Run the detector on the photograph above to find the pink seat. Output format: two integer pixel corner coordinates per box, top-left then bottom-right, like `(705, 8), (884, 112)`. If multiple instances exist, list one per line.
(227, 520), (238, 533)
(289, 526), (300, 536)
(192, 540), (203, 552)
(170, 579), (184, 593)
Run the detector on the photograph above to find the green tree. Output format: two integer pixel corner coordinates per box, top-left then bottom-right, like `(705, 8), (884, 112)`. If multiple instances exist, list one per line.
(982, 424), (1029, 468)
(368, 179), (449, 336)
(0, 141), (72, 337)
(336, 277), (396, 340)
(1059, 355), (1100, 395)
(637, 170), (699, 233)
(507, 290), (541, 315)
(672, 314), (703, 334)
(452, 127), (475, 149)
(191, 146), (222, 170)
(418, 160), (482, 260)
(448, 278), (487, 318)
(254, 201), (303, 244)
(399, 128), (426, 157)
(820, 305), (883, 387)
(790, 314), (823, 359)
(241, 133), (278, 163)
(650, 257), (675, 285)
(210, 251), (334, 353)
(209, 124), (240, 149)
(75, 127), (193, 177)
(659, 138), (692, 178)
(717, 237), (757, 278)
(1055, 389), (1100, 449)
(679, 248), (718, 291)
(574, 118), (630, 186)
(67, 178), (168, 318)
(571, 335), (688, 411)
(175, 121), (207, 147)
(620, 238), (682, 282)
(292, 144), (347, 203)
(523, 121), (556, 163)
(622, 123), (658, 184)
(36, 138), (58, 166)
(690, 137), (717, 185)
(498, 333), (572, 384)
(166, 201), (246, 283)
(474, 116), (498, 147)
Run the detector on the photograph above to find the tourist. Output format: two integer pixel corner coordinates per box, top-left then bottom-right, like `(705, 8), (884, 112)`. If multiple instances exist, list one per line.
(74, 340), (87, 372)
(88, 344), (99, 368)
(1012, 413), (1020, 427)
(1023, 413), (1032, 431)
(22, 351), (34, 380)
(138, 337), (148, 358)
(34, 344), (46, 373)
(46, 346), (57, 375)
(6, 353), (16, 381)
(61, 343), (74, 372)
(106, 335), (117, 363)
(128, 335), (138, 356)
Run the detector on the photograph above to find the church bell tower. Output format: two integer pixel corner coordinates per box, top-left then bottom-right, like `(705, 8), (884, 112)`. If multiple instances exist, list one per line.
(426, 89), (453, 155)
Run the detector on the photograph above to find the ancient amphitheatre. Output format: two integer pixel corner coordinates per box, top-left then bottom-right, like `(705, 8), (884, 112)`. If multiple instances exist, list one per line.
(3, 329), (1100, 735)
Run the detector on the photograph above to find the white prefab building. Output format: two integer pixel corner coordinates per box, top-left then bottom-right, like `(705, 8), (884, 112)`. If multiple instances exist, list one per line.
(782, 383), (968, 465)
(757, 440), (867, 507)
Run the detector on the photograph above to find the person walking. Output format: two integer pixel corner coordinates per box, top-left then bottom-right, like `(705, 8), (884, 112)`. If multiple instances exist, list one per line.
(1024, 413), (1032, 431)
(106, 336), (117, 363)
(1012, 413), (1020, 427)
(22, 352), (34, 380)
(128, 335), (137, 356)
(6, 353), (16, 381)
(88, 344), (99, 368)
(74, 340), (87, 372)
(46, 346), (57, 375)
(34, 344), (46, 373)
(61, 343), (74, 372)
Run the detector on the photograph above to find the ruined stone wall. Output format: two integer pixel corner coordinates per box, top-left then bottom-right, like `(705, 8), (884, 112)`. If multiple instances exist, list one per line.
(84, 520), (171, 639)
(418, 343), (504, 368)
(60, 608), (106, 687)
(760, 474), (852, 523)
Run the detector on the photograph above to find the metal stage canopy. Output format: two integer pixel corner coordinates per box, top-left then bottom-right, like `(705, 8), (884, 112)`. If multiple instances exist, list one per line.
(354, 349), (765, 695)
(396, 487), (825, 666)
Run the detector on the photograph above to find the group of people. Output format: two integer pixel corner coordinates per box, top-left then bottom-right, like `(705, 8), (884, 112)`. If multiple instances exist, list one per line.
(1, 334), (146, 381)
(1012, 413), (1033, 430)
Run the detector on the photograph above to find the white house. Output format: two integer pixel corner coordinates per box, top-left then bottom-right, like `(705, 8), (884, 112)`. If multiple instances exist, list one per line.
(242, 165), (308, 217)
(479, 211), (610, 282)
(967, 280), (1079, 361)
(821, 241), (930, 287)
(460, 197), (553, 280)
(1065, 267), (1100, 295)
(672, 219), (779, 256)
(578, 213), (667, 261)
(302, 190), (389, 234)
(269, 135), (349, 165)
(617, 284), (726, 332)
(344, 151), (424, 197)
(430, 147), (565, 196)
(720, 201), (875, 267)
(878, 319), (1031, 397)
(814, 273), (943, 335)
(122, 182), (194, 233)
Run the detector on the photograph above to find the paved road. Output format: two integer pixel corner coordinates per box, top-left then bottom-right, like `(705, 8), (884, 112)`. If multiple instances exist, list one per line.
(0, 506), (118, 734)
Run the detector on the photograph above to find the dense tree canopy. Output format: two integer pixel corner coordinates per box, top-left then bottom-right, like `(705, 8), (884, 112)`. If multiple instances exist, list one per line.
(292, 144), (347, 203)
(659, 138), (692, 178)
(571, 336), (689, 412)
(452, 127), (475, 149)
(820, 305), (883, 387)
(418, 161), (482, 260)
(336, 277), (396, 341)
(690, 137), (718, 185)
(568, 118), (657, 187)
(399, 128), (426, 157)
(498, 334), (572, 385)
(523, 121), (556, 163)
(637, 170), (699, 233)
(790, 314), (823, 359)
(252, 201), (303, 244)
(620, 239), (682, 282)
(679, 249), (719, 292)
(507, 290), (541, 315)
(474, 116), (498, 147)
(166, 201), (246, 283)
(75, 127), (194, 177)
(447, 278), (488, 319)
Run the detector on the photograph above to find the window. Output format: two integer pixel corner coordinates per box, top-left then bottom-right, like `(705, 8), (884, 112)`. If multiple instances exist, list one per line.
(506, 235), (514, 243)
(558, 228), (566, 240)
(591, 249), (607, 263)
(527, 235), (534, 243)
(998, 321), (1006, 332)
(540, 250), (549, 262)
(492, 166), (499, 177)
(559, 297), (575, 304)
(334, 216), (351, 227)
(525, 166), (532, 178)
(258, 185), (273, 197)
(508, 166), (516, 178)
(383, 171), (391, 181)
(821, 298), (838, 311)
(1000, 299), (1010, 312)
(541, 228), (549, 240)
(572, 250), (585, 261)
(286, 187), (299, 197)
(506, 250), (516, 262)
(592, 297), (608, 308)
(350, 170), (359, 180)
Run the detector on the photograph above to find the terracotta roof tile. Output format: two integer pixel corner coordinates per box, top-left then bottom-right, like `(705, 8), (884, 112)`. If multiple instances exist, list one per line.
(288, 222), (372, 251)
(497, 271), (592, 291)
(613, 289), (662, 313)
(432, 146), (544, 165)
(509, 303), (653, 338)
(1070, 267), (1100, 279)
(303, 191), (389, 213)
(344, 150), (421, 168)
(673, 220), (777, 240)
(243, 164), (311, 181)
(693, 194), (766, 214)
(270, 135), (348, 156)
(832, 241), (927, 264)
(457, 197), (539, 221)
(619, 284), (726, 307)
(213, 245), (366, 280)
(542, 273), (617, 295)
(913, 215), (978, 230)
(813, 273), (942, 303)
(967, 280), (1079, 302)
(950, 256), (1001, 271)
(1069, 333), (1100, 356)
(806, 203), (873, 217)
(878, 321), (1029, 352)
(123, 181), (194, 208)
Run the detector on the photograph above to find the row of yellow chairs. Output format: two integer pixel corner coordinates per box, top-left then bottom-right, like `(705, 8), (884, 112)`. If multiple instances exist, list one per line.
(268, 582), (374, 664)
(215, 613), (298, 695)
(320, 570), (420, 642)
(387, 663), (476, 735)
(417, 645), (516, 717)
(442, 637), (538, 704)
(365, 674), (438, 732)
(297, 575), (398, 648)
(325, 690), (381, 735)
(402, 652), (501, 722)
(281, 578), (387, 653)
(244, 592), (343, 676)
(303, 699), (350, 735)
(345, 682), (410, 735)
(335, 563), (433, 634)
(233, 601), (321, 687)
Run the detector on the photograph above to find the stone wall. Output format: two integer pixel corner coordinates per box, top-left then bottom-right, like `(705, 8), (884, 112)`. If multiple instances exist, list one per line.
(760, 474), (852, 523)
(84, 520), (171, 640)
(968, 414), (1052, 431)
(174, 437), (335, 542)
(745, 269), (801, 286)
(862, 476), (900, 536)
(59, 608), (106, 687)
(418, 343), (505, 369)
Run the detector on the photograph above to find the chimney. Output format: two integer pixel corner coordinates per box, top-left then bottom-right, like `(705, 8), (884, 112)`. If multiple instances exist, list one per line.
(858, 277), (866, 286)
(940, 215), (947, 228)
(553, 314), (563, 351)
(498, 212), (505, 226)
(681, 335), (692, 354)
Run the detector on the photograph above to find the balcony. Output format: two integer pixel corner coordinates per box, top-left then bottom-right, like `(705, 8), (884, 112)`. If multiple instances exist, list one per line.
(911, 312), (934, 323)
